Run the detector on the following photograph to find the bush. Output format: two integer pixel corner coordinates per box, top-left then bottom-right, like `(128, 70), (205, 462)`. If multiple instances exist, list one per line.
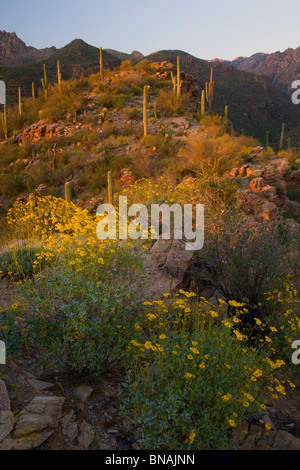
(198, 211), (300, 321)
(122, 293), (290, 449)
(20, 240), (142, 374)
(3, 196), (143, 374)
(179, 130), (257, 177)
(156, 89), (191, 116)
(0, 244), (44, 280)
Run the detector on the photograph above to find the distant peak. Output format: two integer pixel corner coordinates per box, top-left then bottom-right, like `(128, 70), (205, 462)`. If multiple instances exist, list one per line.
(131, 50), (144, 58)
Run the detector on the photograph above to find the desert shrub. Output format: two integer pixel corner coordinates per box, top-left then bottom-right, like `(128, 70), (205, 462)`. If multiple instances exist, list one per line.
(0, 306), (21, 357)
(6, 195), (95, 240)
(264, 277), (300, 368)
(122, 293), (290, 450)
(198, 211), (299, 320)
(129, 144), (154, 179)
(19, 239), (142, 374)
(156, 89), (191, 116)
(0, 244), (44, 280)
(179, 133), (247, 177)
(3, 196), (143, 373)
(123, 107), (142, 121)
(286, 184), (300, 202)
(141, 133), (177, 158)
(0, 171), (26, 197)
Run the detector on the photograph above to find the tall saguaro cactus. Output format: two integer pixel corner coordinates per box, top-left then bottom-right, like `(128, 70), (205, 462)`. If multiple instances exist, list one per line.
(143, 85), (149, 136)
(32, 82), (35, 100)
(100, 47), (104, 82)
(1, 104), (8, 140)
(201, 90), (205, 118)
(176, 56), (182, 97)
(205, 68), (214, 112)
(65, 182), (72, 203)
(107, 171), (113, 204)
(18, 87), (22, 116)
(225, 105), (228, 124)
(41, 64), (49, 100)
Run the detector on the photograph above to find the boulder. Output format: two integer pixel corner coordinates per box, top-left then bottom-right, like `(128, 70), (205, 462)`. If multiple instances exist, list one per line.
(14, 396), (64, 438)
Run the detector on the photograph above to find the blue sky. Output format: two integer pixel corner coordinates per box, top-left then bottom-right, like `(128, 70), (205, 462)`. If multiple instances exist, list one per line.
(1, 0), (299, 60)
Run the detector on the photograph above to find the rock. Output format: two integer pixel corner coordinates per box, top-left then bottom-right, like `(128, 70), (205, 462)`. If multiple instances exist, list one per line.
(163, 239), (196, 278)
(239, 425), (262, 450)
(249, 177), (267, 192)
(76, 384), (93, 403)
(237, 190), (278, 220)
(238, 164), (250, 177)
(0, 379), (10, 411)
(27, 379), (54, 392)
(144, 239), (173, 269)
(260, 185), (277, 200)
(116, 168), (135, 187)
(0, 411), (15, 442)
(0, 430), (53, 450)
(230, 168), (239, 177)
(263, 165), (281, 184)
(64, 421), (78, 442)
(277, 159), (291, 175)
(61, 412), (78, 442)
(272, 430), (300, 450)
(14, 396), (64, 438)
(252, 146), (264, 153)
(77, 421), (95, 448)
(246, 168), (264, 178)
(16, 120), (71, 144)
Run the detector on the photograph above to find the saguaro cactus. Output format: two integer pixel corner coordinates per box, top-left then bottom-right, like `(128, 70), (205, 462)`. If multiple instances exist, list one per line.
(205, 68), (214, 111)
(201, 90), (205, 118)
(57, 60), (62, 92)
(279, 123), (285, 150)
(1, 104), (8, 140)
(18, 87), (22, 115)
(225, 105), (228, 124)
(100, 47), (104, 82)
(32, 82), (35, 99)
(107, 171), (113, 204)
(143, 85), (149, 136)
(41, 64), (49, 100)
(65, 182), (72, 203)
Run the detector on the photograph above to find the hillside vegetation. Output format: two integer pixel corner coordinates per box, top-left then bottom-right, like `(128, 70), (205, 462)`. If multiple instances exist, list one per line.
(0, 57), (300, 451)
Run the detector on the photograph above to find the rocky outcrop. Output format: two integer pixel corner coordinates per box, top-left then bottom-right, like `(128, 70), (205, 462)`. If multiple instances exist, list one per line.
(231, 156), (300, 220)
(141, 238), (198, 299)
(16, 120), (72, 144)
(229, 46), (300, 94)
(116, 168), (135, 187)
(0, 376), (64, 450)
(0, 31), (56, 66)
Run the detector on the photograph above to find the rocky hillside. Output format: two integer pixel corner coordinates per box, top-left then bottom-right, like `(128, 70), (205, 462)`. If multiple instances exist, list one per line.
(211, 47), (300, 95)
(147, 50), (300, 143)
(0, 31), (56, 66)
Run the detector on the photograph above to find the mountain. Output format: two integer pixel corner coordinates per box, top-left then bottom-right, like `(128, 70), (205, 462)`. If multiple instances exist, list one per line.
(0, 30), (56, 66)
(212, 47), (300, 95)
(0, 39), (122, 105)
(146, 50), (300, 142)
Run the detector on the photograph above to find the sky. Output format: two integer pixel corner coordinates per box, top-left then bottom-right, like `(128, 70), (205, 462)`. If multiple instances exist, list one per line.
(1, 0), (299, 60)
